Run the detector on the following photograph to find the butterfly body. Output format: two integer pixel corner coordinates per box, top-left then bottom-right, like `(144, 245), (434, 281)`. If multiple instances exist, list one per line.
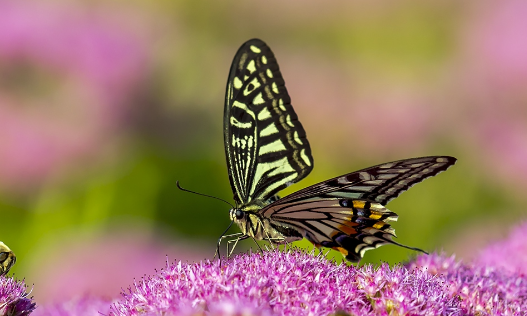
(222, 39), (456, 262)
(230, 208), (303, 244)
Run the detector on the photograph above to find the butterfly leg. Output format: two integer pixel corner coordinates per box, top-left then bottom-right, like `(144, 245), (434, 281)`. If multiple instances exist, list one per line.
(255, 216), (278, 250)
(215, 232), (244, 259)
(279, 238), (293, 254)
(282, 239), (290, 253)
(227, 235), (250, 257)
(262, 237), (287, 253)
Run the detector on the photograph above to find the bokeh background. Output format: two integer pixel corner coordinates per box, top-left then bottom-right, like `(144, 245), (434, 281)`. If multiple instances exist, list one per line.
(1, 0), (527, 305)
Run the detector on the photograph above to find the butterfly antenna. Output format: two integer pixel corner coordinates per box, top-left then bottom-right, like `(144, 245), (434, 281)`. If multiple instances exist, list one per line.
(176, 181), (234, 208)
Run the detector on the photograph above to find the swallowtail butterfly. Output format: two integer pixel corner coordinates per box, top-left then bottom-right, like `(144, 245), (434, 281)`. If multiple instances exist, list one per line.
(221, 39), (456, 262)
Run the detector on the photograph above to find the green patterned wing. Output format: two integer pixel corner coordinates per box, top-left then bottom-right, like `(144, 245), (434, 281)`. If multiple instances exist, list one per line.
(224, 39), (314, 206)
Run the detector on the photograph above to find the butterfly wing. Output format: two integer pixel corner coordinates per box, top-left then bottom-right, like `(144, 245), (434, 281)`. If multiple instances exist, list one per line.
(260, 156), (457, 262)
(224, 39), (314, 206)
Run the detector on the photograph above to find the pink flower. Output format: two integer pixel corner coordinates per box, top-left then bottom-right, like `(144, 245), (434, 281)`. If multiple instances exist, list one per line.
(476, 221), (527, 275)
(0, 275), (36, 315)
(21, 240), (527, 315)
(110, 249), (461, 316)
(408, 252), (527, 314)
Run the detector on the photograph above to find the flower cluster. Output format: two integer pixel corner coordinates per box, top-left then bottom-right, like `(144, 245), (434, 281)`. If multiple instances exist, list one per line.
(109, 249), (462, 316)
(409, 253), (527, 315)
(0, 275), (35, 316)
(5, 241), (527, 315)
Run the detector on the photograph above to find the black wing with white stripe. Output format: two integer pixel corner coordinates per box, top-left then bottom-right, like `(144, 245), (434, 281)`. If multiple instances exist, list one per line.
(224, 39), (314, 206)
(272, 156), (456, 206)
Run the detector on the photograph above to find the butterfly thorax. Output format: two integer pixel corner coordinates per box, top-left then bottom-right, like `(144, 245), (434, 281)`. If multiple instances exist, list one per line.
(230, 206), (303, 244)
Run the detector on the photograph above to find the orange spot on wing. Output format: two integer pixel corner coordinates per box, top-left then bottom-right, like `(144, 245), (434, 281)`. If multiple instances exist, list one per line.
(338, 223), (357, 236)
(332, 247), (349, 256)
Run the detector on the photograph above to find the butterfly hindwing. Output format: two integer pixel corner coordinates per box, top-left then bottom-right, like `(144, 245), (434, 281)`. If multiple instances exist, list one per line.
(259, 156), (457, 262)
(224, 39), (314, 205)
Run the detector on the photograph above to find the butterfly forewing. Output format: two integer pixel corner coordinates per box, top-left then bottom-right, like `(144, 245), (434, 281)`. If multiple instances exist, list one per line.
(273, 156), (456, 205)
(224, 39), (314, 205)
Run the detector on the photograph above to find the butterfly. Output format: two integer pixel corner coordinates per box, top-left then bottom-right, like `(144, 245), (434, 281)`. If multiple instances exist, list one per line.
(0, 241), (16, 276)
(220, 38), (456, 262)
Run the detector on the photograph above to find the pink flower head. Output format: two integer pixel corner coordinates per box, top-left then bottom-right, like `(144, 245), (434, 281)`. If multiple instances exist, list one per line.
(408, 252), (527, 315)
(0, 275), (36, 315)
(110, 249), (461, 316)
(21, 248), (527, 315)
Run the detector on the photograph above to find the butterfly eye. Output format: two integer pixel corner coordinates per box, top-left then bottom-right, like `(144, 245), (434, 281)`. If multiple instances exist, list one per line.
(235, 209), (244, 219)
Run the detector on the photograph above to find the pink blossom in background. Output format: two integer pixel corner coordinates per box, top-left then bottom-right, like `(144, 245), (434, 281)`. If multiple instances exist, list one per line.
(441, 219), (515, 262)
(26, 231), (209, 304)
(461, 0), (527, 94)
(453, 0), (527, 194)
(408, 253), (527, 315)
(0, 0), (150, 193)
(282, 53), (436, 158)
(345, 91), (436, 156)
(31, 296), (112, 316)
(477, 221), (527, 275)
(469, 118), (527, 191)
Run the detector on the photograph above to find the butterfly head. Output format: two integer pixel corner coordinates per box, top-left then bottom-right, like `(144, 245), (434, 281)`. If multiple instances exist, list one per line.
(229, 207), (253, 237)
(230, 206), (266, 238)
(229, 208), (245, 221)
